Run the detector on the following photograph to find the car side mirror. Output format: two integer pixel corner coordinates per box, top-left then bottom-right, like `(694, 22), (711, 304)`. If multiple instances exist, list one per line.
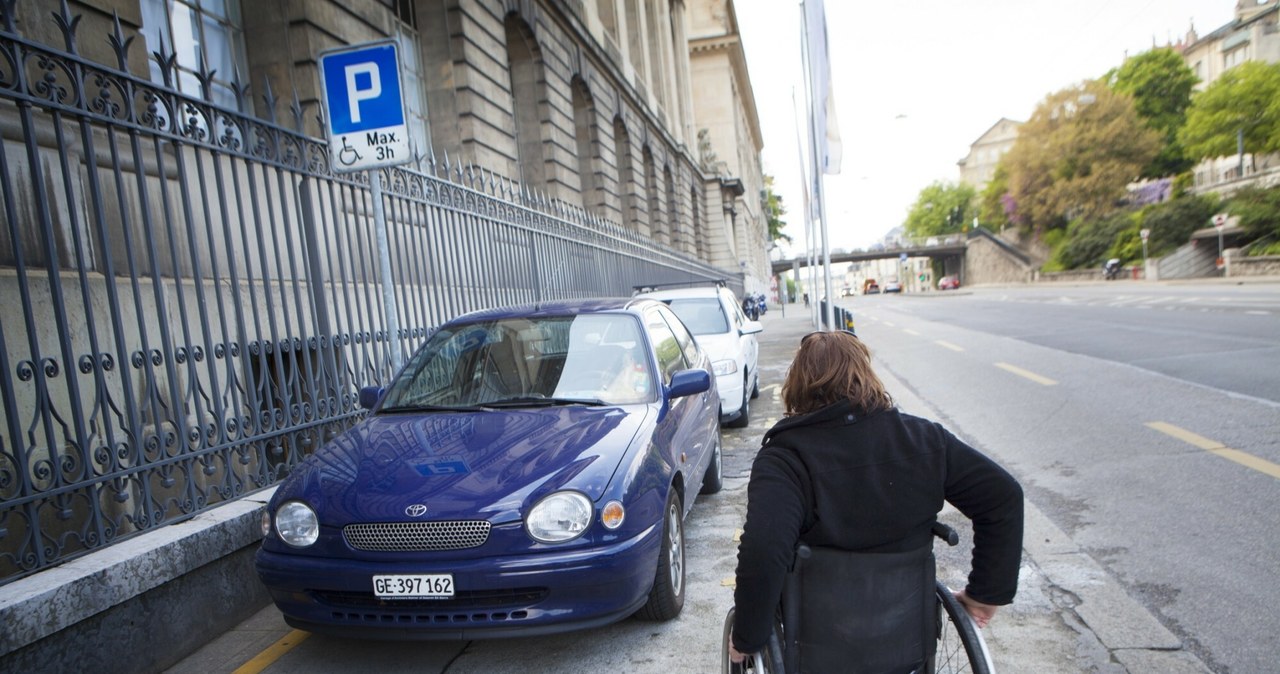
(358, 386), (385, 410)
(667, 369), (711, 398)
(741, 320), (763, 336)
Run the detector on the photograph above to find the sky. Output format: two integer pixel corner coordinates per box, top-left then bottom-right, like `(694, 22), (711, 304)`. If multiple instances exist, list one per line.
(733, 0), (1241, 257)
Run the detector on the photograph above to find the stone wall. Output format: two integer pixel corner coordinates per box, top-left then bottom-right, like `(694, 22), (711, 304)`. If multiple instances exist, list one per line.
(1228, 254), (1280, 277)
(964, 235), (1033, 285)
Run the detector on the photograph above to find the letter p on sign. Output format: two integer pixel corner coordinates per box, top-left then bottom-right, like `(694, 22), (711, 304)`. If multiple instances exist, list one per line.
(345, 63), (381, 124)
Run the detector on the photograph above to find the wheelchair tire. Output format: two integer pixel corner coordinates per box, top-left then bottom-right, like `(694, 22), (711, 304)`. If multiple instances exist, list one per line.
(932, 583), (993, 674)
(722, 608), (785, 674)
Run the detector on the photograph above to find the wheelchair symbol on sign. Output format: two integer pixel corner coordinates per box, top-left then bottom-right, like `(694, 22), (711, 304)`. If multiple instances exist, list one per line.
(337, 136), (363, 166)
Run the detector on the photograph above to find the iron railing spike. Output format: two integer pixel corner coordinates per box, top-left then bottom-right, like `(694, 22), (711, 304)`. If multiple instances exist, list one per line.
(108, 11), (133, 71)
(0, 0), (16, 33)
(231, 66), (250, 113)
(290, 90), (305, 132)
(196, 51), (217, 102)
(261, 78), (278, 124)
(53, 0), (80, 54)
(153, 35), (176, 88)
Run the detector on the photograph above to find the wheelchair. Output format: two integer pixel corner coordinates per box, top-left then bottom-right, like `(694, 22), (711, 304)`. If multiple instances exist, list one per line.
(722, 523), (994, 674)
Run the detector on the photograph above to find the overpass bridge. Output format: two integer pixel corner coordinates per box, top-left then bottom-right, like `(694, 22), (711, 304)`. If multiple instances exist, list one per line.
(771, 234), (968, 275)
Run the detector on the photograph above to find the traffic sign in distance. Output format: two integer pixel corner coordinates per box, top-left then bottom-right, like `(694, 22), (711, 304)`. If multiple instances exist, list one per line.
(319, 41), (411, 172)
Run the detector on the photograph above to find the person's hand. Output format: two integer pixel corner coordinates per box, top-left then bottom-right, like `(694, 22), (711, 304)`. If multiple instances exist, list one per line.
(728, 644), (748, 664)
(955, 590), (999, 629)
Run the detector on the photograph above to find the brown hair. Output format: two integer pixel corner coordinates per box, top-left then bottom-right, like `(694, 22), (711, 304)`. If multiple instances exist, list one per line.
(781, 331), (894, 416)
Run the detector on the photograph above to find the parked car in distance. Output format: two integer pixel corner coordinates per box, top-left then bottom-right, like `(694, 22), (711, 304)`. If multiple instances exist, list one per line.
(635, 283), (761, 428)
(882, 277), (902, 293)
(255, 297), (724, 640)
(863, 279), (879, 294)
(938, 275), (961, 290)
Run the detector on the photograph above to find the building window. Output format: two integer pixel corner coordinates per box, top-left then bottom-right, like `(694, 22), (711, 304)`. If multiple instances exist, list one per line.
(140, 0), (249, 110)
(391, 2), (432, 158)
(1223, 47), (1247, 70)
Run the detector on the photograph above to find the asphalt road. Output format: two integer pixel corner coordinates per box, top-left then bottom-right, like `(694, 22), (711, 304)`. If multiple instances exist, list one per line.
(849, 281), (1279, 674)
(170, 282), (1279, 673)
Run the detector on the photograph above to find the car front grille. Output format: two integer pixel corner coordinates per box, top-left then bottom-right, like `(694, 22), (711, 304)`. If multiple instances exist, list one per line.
(343, 520), (492, 551)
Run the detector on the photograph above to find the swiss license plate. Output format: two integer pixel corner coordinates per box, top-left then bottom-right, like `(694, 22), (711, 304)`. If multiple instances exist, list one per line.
(372, 573), (454, 599)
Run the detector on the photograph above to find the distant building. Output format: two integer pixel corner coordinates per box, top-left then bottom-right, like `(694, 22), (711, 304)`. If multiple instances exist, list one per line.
(1177, 0), (1280, 89)
(1174, 0), (1280, 193)
(957, 118), (1022, 192)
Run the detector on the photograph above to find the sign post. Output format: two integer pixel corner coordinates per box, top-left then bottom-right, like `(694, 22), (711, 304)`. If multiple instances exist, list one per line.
(320, 41), (412, 371)
(1212, 213), (1228, 272)
(1139, 228), (1150, 278)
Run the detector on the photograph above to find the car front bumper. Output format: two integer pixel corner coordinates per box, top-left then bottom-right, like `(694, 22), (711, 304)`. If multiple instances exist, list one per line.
(254, 521), (662, 640)
(715, 371), (745, 420)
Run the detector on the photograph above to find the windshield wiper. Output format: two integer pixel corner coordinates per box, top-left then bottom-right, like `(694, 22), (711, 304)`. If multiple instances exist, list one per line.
(378, 403), (486, 413)
(480, 396), (609, 408)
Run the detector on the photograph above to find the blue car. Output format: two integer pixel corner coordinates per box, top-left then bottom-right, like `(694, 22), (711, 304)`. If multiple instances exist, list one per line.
(255, 298), (723, 639)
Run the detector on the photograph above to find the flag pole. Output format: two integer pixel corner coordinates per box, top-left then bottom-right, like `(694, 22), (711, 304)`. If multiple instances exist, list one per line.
(800, 0), (838, 331)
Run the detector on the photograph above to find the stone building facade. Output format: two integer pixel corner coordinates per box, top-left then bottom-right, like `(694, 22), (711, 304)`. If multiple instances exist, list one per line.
(957, 118), (1021, 192)
(40, 0), (766, 286)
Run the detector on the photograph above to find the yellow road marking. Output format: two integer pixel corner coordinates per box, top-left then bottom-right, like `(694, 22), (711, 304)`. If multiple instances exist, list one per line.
(233, 630), (310, 674)
(1146, 422), (1280, 480)
(733, 528), (743, 542)
(722, 577), (737, 588)
(904, 329), (921, 336)
(994, 362), (1058, 386)
(935, 340), (964, 352)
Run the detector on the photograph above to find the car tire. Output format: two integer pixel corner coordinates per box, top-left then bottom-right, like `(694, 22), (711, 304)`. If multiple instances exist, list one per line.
(636, 490), (685, 621)
(700, 438), (723, 495)
(726, 379), (750, 428)
(750, 372), (760, 399)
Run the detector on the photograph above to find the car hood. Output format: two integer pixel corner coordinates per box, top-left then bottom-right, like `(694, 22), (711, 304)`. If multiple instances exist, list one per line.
(692, 331), (741, 364)
(281, 406), (650, 525)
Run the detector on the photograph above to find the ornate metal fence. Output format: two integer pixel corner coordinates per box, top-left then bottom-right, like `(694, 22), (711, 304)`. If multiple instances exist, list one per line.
(0, 6), (732, 585)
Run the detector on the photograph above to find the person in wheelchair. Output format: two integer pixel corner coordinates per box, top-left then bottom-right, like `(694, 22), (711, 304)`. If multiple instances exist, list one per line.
(729, 330), (1023, 672)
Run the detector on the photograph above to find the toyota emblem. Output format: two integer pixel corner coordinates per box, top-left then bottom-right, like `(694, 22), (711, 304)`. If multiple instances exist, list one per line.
(405, 504), (428, 517)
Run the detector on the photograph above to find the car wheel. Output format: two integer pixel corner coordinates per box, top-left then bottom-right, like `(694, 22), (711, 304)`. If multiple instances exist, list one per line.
(636, 490), (685, 621)
(726, 379), (750, 428)
(700, 437), (723, 495)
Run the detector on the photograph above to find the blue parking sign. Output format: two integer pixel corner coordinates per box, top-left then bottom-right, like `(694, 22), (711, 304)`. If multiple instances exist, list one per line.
(319, 41), (411, 172)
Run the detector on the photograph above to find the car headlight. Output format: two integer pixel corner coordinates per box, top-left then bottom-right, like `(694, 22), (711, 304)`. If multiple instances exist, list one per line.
(526, 491), (592, 543)
(274, 501), (319, 548)
(712, 359), (738, 376)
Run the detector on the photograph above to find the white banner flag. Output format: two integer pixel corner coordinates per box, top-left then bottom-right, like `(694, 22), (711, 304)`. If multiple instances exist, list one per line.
(803, 0), (842, 175)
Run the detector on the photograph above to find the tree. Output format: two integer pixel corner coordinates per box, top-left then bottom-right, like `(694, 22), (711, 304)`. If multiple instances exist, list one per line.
(1109, 48), (1198, 177)
(762, 175), (790, 244)
(1137, 193), (1221, 257)
(903, 181), (976, 238)
(1002, 80), (1160, 233)
(1180, 61), (1280, 160)
(977, 163), (1012, 228)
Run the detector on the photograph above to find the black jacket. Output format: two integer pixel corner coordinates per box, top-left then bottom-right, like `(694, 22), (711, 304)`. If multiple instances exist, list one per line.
(731, 402), (1024, 653)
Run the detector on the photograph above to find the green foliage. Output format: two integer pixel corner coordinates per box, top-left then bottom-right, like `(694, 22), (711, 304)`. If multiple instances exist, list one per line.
(1051, 210), (1140, 269)
(762, 175), (790, 244)
(904, 182), (977, 238)
(1224, 185), (1280, 242)
(1109, 48), (1197, 177)
(1180, 61), (1280, 159)
(1003, 80), (1161, 235)
(1136, 194), (1221, 257)
(978, 164), (1010, 227)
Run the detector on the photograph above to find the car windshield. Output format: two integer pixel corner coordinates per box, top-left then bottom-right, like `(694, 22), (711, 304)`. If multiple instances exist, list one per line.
(662, 298), (728, 336)
(380, 313), (656, 408)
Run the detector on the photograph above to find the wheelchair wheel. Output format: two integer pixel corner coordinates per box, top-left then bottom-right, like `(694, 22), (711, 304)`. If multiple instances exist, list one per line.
(932, 584), (994, 674)
(722, 608), (785, 673)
